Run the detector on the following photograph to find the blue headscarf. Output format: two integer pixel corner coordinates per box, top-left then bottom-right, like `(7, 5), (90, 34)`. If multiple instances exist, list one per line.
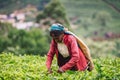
(50, 24), (64, 31)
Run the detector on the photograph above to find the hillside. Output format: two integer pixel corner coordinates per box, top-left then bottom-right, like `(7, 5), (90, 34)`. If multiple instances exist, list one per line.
(1, 0), (120, 39)
(0, 0), (50, 14)
(60, 0), (120, 38)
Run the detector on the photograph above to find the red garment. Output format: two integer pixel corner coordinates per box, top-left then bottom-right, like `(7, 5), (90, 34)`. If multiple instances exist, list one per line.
(46, 34), (88, 72)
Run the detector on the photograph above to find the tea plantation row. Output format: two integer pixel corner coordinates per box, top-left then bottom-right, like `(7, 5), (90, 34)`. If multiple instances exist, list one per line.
(0, 53), (120, 80)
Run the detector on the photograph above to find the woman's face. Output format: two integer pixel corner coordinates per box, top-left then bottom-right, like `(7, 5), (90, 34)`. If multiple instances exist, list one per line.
(52, 34), (64, 43)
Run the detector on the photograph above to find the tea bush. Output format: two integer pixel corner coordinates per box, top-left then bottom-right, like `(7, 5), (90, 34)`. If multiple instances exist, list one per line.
(0, 53), (119, 80)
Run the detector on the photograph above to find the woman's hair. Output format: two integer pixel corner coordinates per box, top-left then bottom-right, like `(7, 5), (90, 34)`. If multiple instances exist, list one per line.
(50, 30), (64, 37)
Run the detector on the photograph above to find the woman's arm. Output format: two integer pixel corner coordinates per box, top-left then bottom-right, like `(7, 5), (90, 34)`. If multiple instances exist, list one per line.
(46, 40), (56, 70)
(60, 36), (79, 71)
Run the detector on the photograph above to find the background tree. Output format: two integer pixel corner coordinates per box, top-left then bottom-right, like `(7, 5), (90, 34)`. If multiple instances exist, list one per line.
(0, 22), (49, 56)
(36, 0), (70, 29)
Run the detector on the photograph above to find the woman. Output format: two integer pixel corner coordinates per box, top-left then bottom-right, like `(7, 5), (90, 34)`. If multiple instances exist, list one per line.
(46, 23), (94, 73)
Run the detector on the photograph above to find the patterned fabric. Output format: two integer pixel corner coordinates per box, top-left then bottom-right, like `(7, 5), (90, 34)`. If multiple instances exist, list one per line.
(58, 42), (69, 58)
(50, 24), (64, 31)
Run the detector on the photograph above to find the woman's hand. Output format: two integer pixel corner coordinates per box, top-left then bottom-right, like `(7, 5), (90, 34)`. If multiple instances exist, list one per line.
(88, 62), (94, 71)
(57, 68), (64, 73)
(47, 68), (53, 74)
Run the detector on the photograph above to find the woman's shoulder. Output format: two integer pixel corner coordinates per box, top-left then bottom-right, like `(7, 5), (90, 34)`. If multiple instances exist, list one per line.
(64, 34), (74, 38)
(64, 34), (76, 42)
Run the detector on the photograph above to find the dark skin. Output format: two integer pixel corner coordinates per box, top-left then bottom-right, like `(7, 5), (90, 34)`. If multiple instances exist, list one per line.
(51, 33), (64, 43)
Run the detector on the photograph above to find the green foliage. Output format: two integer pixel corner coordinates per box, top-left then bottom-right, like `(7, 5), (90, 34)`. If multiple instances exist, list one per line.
(0, 22), (15, 35)
(36, 0), (70, 28)
(86, 38), (120, 58)
(0, 22), (17, 52)
(93, 11), (112, 27)
(36, 12), (46, 22)
(44, 0), (66, 19)
(0, 53), (120, 80)
(0, 22), (49, 56)
(112, 40), (120, 57)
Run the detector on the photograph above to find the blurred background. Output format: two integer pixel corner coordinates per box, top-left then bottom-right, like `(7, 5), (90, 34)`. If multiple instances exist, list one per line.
(0, 0), (120, 58)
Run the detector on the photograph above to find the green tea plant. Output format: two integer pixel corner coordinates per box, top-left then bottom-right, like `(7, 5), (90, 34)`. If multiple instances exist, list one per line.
(0, 53), (120, 80)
